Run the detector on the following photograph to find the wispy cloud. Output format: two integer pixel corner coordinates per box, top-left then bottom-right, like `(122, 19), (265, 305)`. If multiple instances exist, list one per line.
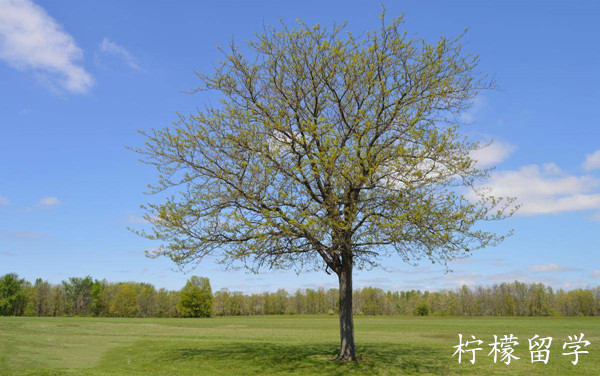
(441, 272), (483, 288)
(244, 277), (265, 282)
(459, 95), (485, 123)
(483, 270), (589, 291)
(560, 280), (591, 290)
(0, 231), (45, 241)
(449, 257), (475, 264)
(39, 196), (60, 207)
(126, 212), (149, 224)
(0, 195), (9, 206)
(357, 277), (391, 284)
(23, 196), (62, 211)
(98, 38), (141, 70)
(449, 256), (507, 267)
(399, 272), (482, 290)
(381, 265), (439, 275)
(0, 0), (93, 93)
(300, 282), (338, 290)
(527, 264), (580, 273)
(470, 141), (516, 167)
(583, 150), (600, 171)
(391, 264), (595, 292)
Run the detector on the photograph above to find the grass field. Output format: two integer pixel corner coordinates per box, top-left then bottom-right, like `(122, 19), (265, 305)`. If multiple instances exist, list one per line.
(0, 315), (597, 375)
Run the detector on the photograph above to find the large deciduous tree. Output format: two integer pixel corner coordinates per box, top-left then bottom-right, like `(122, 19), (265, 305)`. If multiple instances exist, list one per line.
(134, 14), (515, 361)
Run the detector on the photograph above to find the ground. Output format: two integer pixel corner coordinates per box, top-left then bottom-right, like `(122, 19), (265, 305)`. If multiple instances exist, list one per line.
(0, 315), (597, 375)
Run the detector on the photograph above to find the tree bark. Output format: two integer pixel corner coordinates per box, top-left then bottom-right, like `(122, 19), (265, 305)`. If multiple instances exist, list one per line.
(336, 254), (357, 361)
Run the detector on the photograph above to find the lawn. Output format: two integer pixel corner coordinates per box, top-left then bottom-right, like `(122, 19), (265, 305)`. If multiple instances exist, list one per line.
(0, 315), (597, 375)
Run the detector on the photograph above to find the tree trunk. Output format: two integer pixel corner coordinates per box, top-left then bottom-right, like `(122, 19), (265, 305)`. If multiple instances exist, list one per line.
(336, 254), (357, 361)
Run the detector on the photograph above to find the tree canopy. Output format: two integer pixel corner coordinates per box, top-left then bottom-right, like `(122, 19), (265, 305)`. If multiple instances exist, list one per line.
(0, 273), (27, 316)
(177, 276), (213, 318)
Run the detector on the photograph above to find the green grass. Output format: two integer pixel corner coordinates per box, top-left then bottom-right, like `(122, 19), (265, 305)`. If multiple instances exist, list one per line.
(0, 315), (597, 375)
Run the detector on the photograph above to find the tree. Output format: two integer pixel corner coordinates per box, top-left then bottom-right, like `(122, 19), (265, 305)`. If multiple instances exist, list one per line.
(50, 284), (67, 316)
(63, 276), (94, 316)
(177, 276), (213, 318)
(27, 278), (52, 316)
(110, 283), (139, 317)
(136, 283), (158, 318)
(91, 279), (109, 317)
(156, 288), (179, 317)
(213, 288), (229, 316)
(360, 287), (385, 315)
(227, 291), (248, 315)
(0, 273), (27, 316)
(134, 13), (515, 360)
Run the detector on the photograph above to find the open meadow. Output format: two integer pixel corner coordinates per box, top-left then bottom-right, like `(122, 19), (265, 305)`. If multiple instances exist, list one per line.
(0, 315), (597, 375)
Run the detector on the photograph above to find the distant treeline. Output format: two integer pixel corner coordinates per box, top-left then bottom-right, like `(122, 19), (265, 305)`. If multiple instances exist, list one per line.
(1, 273), (599, 317)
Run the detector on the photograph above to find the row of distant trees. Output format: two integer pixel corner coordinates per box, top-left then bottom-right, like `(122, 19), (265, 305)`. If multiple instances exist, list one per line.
(215, 283), (600, 317)
(0, 273), (212, 318)
(1, 273), (599, 317)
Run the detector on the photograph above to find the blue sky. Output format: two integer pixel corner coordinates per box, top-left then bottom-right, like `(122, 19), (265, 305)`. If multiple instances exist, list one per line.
(1, 0), (599, 293)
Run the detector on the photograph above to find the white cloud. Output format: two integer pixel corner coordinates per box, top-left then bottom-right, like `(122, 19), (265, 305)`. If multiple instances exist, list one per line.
(527, 264), (579, 273)
(473, 163), (600, 215)
(470, 141), (516, 167)
(583, 150), (600, 171)
(39, 196), (60, 206)
(0, 0), (93, 93)
(0, 196), (9, 206)
(592, 270), (600, 278)
(98, 38), (140, 70)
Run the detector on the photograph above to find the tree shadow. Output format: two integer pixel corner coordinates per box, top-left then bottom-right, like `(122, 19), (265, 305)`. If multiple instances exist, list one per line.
(160, 342), (450, 375)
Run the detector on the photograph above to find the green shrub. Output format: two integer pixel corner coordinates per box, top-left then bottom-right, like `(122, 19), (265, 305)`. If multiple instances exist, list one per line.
(414, 302), (429, 316)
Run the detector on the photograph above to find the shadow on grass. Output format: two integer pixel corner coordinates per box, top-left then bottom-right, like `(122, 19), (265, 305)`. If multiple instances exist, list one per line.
(159, 342), (450, 375)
